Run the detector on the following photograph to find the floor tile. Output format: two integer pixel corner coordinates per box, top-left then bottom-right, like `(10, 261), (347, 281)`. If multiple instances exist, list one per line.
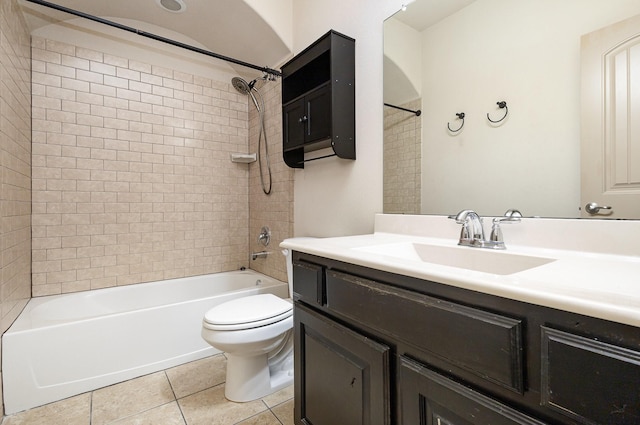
(91, 372), (176, 424)
(235, 410), (282, 425)
(166, 354), (227, 399)
(178, 385), (268, 425)
(261, 385), (293, 408)
(271, 399), (294, 425)
(1, 393), (91, 425)
(108, 402), (186, 425)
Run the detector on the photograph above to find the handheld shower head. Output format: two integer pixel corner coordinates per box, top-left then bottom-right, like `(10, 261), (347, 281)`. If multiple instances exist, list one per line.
(231, 77), (251, 95)
(232, 74), (270, 95)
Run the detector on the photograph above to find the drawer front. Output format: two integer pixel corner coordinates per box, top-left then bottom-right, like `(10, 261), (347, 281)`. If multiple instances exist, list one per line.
(326, 270), (524, 393)
(292, 261), (324, 306)
(541, 326), (640, 425)
(400, 356), (548, 425)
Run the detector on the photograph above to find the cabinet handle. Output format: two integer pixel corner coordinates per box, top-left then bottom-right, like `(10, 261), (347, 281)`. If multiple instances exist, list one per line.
(298, 115), (308, 123)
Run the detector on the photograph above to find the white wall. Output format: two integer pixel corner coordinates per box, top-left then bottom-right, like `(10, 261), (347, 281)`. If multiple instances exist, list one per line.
(420, 0), (640, 218)
(291, 0), (405, 237)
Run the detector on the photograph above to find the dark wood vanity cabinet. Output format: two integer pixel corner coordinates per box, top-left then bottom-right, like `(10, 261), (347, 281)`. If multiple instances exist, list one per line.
(292, 251), (640, 425)
(294, 304), (390, 425)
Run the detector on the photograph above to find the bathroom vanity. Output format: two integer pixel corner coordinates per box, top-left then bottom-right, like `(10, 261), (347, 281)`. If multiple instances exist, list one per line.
(282, 214), (640, 425)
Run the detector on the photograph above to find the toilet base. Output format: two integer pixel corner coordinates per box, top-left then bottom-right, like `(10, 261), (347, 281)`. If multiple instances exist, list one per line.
(224, 334), (294, 402)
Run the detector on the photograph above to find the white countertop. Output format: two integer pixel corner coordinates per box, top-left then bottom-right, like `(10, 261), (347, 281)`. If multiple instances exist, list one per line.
(281, 214), (640, 327)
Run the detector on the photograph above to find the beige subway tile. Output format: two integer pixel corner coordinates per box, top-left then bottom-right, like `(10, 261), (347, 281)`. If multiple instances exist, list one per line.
(90, 82), (118, 97)
(32, 47), (61, 63)
(76, 91), (104, 106)
(116, 87), (141, 101)
(129, 60), (151, 73)
(91, 277), (117, 290)
(62, 123), (91, 136)
(104, 75), (128, 89)
(62, 213), (92, 225)
(77, 266), (104, 281)
(46, 270), (77, 284)
(103, 53), (128, 68)
(77, 69), (104, 84)
(116, 67), (140, 81)
(32, 283), (62, 297)
(129, 100), (153, 114)
(46, 62), (75, 78)
(90, 61), (116, 76)
(61, 279), (91, 293)
(90, 255), (117, 268)
(32, 260), (62, 273)
(76, 244), (105, 257)
(61, 257), (91, 271)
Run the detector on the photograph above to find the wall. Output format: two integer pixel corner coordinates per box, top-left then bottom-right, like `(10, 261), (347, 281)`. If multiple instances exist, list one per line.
(31, 36), (257, 296)
(291, 0), (405, 237)
(248, 78), (294, 283)
(420, 0), (640, 217)
(383, 99), (421, 214)
(0, 0), (32, 416)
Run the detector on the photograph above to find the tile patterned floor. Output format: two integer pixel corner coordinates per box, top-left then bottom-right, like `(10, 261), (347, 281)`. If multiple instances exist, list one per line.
(1, 354), (294, 425)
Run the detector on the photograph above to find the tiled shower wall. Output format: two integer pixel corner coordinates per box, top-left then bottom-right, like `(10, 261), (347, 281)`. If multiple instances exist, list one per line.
(31, 36), (294, 297)
(1, 0), (32, 415)
(248, 78), (293, 283)
(383, 99), (422, 214)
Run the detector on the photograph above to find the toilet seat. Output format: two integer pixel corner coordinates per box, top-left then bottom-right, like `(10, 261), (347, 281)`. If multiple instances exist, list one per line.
(203, 294), (292, 331)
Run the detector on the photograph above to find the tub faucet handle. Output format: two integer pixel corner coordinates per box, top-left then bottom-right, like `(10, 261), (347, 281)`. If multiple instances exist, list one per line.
(258, 226), (271, 246)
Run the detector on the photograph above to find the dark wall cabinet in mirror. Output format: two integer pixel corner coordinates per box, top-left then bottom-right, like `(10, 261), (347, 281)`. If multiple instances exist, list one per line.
(292, 251), (640, 425)
(281, 30), (355, 168)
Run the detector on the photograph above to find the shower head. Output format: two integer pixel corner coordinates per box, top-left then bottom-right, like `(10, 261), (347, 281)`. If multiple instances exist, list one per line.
(232, 77), (252, 95)
(232, 73), (271, 95)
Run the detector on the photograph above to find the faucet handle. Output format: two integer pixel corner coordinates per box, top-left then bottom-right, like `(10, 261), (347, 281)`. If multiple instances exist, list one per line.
(493, 209), (522, 224)
(490, 209), (521, 244)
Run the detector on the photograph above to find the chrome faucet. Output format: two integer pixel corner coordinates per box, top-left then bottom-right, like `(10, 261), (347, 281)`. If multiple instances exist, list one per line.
(452, 209), (521, 250)
(454, 210), (485, 243)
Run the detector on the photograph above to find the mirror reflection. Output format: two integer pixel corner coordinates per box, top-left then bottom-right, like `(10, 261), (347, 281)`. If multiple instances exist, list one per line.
(383, 0), (640, 219)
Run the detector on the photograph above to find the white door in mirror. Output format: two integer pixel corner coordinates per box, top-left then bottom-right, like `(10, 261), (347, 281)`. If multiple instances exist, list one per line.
(581, 14), (640, 218)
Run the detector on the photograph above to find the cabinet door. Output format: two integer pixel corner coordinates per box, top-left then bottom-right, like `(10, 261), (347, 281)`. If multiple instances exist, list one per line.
(541, 326), (640, 424)
(400, 357), (548, 425)
(294, 303), (390, 425)
(283, 98), (306, 149)
(305, 84), (331, 143)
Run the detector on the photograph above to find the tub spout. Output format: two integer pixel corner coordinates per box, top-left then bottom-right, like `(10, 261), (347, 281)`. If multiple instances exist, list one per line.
(251, 251), (270, 260)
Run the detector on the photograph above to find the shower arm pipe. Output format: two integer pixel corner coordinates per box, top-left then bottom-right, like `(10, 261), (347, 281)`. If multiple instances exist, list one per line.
(384, 103), (421, 116)
(23, 0), (282, 78)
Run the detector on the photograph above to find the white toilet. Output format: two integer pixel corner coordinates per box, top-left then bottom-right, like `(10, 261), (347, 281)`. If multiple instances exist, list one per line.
(201, 250), (295, 402)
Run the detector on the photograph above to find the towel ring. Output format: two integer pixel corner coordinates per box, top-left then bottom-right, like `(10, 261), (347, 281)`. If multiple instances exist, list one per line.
(447, 112), (465, 132)
(487, 101), (508, 123)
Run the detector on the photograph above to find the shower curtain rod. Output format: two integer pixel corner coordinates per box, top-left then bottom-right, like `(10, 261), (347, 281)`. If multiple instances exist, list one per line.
(384, 103), (421, 116)
(24, 0), (282, 78)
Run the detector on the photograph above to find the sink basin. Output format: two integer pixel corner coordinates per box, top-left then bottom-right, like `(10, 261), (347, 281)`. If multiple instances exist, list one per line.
(355, 242), (555, 275)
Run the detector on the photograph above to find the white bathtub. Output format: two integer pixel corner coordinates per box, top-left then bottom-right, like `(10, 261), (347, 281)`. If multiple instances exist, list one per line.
(2, 270), (288, 414)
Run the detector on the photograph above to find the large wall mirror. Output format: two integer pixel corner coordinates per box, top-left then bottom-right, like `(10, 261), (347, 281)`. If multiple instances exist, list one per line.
(383, 0), (640, 219)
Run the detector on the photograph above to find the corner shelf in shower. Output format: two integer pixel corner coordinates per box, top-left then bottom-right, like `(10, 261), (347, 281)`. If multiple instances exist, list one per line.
(230, 153), (257, 163)
(281, 30), (356, 168)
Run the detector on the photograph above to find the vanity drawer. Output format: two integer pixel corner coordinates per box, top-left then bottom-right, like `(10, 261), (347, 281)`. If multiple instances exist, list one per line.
(293, 261), (325, 306)
(400, 356), (548, 425)
(541, 326), (640, 424)
(326, 270), (524, 393)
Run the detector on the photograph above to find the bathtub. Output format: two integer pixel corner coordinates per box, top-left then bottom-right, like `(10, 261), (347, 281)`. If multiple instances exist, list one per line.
(2, 270), (288, 414)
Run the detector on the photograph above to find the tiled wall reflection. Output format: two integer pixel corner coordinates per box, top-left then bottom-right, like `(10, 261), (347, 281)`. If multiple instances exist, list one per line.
(383, 98), (422, 214)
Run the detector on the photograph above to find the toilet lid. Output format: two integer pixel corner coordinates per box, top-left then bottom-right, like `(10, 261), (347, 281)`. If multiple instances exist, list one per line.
(204, 294), (292, 327)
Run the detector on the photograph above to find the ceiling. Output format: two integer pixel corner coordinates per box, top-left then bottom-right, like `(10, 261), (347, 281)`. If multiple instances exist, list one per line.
(392, 0), (476, 31)
(18, 0), (291, 73)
